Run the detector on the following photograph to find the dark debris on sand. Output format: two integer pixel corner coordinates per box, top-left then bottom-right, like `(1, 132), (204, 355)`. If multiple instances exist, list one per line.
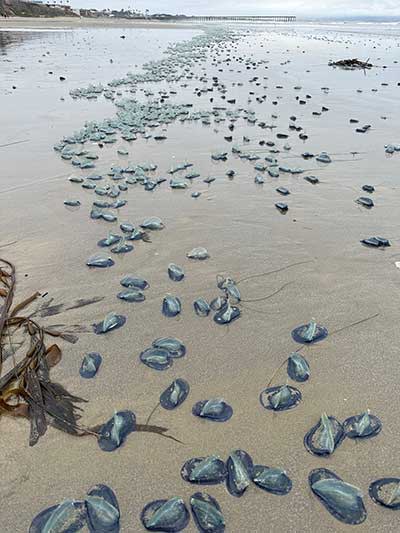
(329, 58), (373, 70)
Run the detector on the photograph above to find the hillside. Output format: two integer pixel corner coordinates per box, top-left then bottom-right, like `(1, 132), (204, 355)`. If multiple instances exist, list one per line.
(0, 0), (77, 18)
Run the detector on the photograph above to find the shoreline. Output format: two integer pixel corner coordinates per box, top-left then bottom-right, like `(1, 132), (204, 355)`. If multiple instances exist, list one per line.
(0, 16), (202, 29)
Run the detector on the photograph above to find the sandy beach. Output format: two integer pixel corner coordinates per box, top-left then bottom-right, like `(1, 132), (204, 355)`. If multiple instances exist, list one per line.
(1, 18), (400, 532)
(0, 16), (200, 29)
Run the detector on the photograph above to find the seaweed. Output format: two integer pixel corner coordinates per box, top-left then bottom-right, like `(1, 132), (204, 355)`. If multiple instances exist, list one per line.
(329, 58), (373, 70)
(0, 258), (89, 445)
(37, 296), (104, 318)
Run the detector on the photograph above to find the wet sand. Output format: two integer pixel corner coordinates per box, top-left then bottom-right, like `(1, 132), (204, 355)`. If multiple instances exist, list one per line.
(0, 16), (200, 30)
(1, 21), (400, 532)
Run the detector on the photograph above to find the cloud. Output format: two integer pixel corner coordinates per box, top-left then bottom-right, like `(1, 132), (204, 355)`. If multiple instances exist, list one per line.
(70, 0), (400, 17)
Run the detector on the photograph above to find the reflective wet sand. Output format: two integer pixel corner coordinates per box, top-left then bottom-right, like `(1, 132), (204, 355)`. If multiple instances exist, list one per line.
(0, 20), (399, 532)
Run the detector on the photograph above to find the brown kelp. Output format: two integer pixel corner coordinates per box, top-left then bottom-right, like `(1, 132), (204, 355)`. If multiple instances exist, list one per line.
(0, 258), (88, 445)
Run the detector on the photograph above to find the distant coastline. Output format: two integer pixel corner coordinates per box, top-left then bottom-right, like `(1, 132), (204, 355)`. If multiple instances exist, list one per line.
(0, 16), (202, 29)
(0, 0), (398, 27)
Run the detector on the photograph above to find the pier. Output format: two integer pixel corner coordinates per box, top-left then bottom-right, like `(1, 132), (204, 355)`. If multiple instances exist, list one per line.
(186, 16), (296, 22)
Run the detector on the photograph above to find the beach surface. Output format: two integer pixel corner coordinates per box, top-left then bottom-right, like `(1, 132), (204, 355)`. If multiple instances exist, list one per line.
(0, 16), (200, 29)
(0, 19), (400, 532)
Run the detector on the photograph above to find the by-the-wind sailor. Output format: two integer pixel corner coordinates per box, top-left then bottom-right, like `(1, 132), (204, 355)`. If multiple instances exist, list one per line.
(93, 312), (126, 334)
(213, 301), (240, 325)
(361, 236), (390, 248)
(98, 233), (121, 247)
(225, 283), (241, 302)
(117, 289), (145, 302)
(292, 318), (328, 344)
(252, 465), (292, 495)
(127, 229), (149, 242)
(86, 484), (120, 533)
(276, 187), (290, 195)
(69, 176), (83, 183)
(140, 347), (172, 370)
(192, 399), (233, 422)
(304, 175), (319, 184)
(181, 456), (227, 485)
(268, 167), (280, 178)
(86, 254), (114, 268)
(140, 217), (164, 230)
(101, 212), (117, 223)
(120, 276), (149, 290)
(287, 353), (310, 382)
(316, 152), (332, 163)
(169, 162), (192, 174)
(275, 202), (288, 213)
(211, 152), (228, 161)
(112, 199), (126, 208)
(97, 410), (136, 452)
(304, 413), (345, 456)
(194, 298), (211, 317)
(309, 468), (367, 525)
(186, 172), (200, 180)
(80, 352), (102, 379)
(226, 450), (253, 497)
(108, 185), (120, 198)
(259, 385), (302, 411)
(210, 296), (226, 311)
(141, 497), (190, 532)
(217, 277), (241, 302)
(170, 178), (188, 189)
(110, 238), (133, 254)
(362, 184), (375, 193)
(162, 295), (182, 317)
(152, 337), (186, 358)
(343, 411), (382, 439)
(29, 500), (87, 533)
(94, 201), (114, 210)
(160, 379), (190, 410)
(187, 247), (209, 260)
(168, 263), (185, 282)
(64, 199), (81, 207)
(93, 201), (111, 209)
(145, 180), (157, 191)
(385, 143), (400, 154)
(120, 222), (135, 233)
(356, 196), (374, 208)
(94, 186), (108, 196)
(369, 478), (400, 509)
(190, 492), (225, 533)
(91, 208), (103, 219)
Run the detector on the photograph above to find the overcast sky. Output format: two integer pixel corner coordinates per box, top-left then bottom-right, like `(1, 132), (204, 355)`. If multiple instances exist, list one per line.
(70, 0), (400, 17)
